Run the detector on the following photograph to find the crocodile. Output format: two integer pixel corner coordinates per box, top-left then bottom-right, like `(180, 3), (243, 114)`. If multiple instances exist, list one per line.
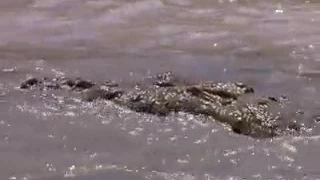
(19, 72), (302, 138)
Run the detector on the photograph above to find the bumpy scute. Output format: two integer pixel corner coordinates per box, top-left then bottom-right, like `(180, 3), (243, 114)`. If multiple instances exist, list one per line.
(19, 72), (302, 138)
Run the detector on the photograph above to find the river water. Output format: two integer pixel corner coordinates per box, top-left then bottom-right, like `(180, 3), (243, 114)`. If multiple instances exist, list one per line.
(0, 0), (320, 179)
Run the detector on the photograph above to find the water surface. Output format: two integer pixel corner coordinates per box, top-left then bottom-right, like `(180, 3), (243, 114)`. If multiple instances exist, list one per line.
(0, 0), (320, 179)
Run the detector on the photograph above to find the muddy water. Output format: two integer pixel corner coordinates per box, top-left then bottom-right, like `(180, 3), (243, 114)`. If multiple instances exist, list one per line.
(0, 0), (320, 179)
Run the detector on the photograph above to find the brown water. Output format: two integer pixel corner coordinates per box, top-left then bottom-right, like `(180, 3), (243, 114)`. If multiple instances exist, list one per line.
(0, 0), (320, 179)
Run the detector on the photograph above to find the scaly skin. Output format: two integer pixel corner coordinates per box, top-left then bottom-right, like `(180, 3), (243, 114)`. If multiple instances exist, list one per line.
(112, 84), (282, 138)
(19, 72), (301, 138)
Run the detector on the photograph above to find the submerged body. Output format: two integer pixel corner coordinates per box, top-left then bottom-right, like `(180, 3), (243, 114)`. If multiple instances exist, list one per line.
(113, 83), (291, 138)
(20, 72), (301, 138)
